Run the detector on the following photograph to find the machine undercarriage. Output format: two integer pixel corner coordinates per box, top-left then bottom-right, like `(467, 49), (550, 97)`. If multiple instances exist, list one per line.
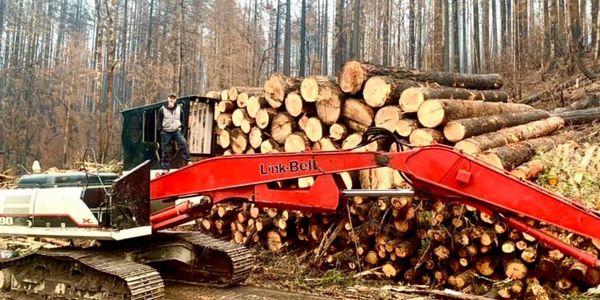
(0, 231), (253, 299)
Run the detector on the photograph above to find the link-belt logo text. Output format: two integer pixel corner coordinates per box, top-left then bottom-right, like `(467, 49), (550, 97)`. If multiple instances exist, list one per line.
(259, 159), (318, 175)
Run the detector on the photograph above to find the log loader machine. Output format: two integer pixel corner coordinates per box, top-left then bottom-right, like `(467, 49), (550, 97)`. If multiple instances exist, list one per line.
(0, 95), (598, 299)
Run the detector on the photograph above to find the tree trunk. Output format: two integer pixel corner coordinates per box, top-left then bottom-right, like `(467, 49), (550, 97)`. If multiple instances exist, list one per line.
(299, 0), (307, 76)
(338, 60), (504, 95)
(433, 0), (444, 70)
(443, 110), (551, 142)
(283, 0), (291, 75)
(418, 100), (534, 128)
(400, 86), (510, 112)
(555, 107), (600, 125)
(481, 0), (489, 70)
(454, 117), (565, 155)
(452, 0), (459, 71)
(473, 0), (481, 73)
(333, 0), (345, 73)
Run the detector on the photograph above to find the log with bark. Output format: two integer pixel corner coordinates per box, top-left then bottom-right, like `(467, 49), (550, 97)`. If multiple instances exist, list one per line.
(454, 117), (565, 155)
(400, 86), (510, 113)
(510, 159), (545, 179)
(554, 107), (600, 125)
(417, 100), (535, 128)
(443, 110), (551, 142)
(338, 60), (504, 95)
(477, 132), (574, 170)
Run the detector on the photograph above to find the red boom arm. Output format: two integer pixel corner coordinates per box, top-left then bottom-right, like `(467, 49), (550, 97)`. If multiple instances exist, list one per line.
(149, 145), (600, 267)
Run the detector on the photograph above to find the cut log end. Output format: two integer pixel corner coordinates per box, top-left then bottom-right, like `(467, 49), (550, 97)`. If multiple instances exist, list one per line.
(300, 77), (319, 102)
(304, 117), (324, 142)
(409, 128), (444, 146)
(454, 141), (481, 156)
(417, 100), (445, 128)
(338, 60), (366, 94)
(284, 133), (309, 153)
(363, 76), (392, 108)
(284, 92), (305, 117)
(443, 122), (467, 143)
(400, 87), (426, 112)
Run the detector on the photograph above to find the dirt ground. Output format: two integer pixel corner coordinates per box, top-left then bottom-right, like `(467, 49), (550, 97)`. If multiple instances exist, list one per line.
(164, 283), (332, 300)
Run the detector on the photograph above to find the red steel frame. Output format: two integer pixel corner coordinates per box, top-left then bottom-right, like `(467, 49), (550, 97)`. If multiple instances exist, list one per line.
(149, 144), (600, 267)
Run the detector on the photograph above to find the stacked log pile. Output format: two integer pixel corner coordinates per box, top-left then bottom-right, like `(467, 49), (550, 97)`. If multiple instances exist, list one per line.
(200, 60), (596, 297)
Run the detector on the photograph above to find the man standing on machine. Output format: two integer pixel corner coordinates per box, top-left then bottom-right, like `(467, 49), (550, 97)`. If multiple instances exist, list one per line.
(158, 93), (191, 169)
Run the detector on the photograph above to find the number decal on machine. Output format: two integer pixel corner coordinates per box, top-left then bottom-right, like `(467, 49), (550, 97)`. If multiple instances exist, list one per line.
(0, 217), (14, 225)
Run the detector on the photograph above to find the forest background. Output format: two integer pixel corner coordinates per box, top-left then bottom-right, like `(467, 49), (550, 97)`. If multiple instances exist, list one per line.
(0, 0), (595, 172)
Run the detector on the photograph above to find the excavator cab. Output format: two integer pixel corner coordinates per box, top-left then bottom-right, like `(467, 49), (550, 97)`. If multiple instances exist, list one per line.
(121, 95), (217, 171)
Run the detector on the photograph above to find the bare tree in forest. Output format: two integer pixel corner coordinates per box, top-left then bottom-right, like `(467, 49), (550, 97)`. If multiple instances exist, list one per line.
(416, 0), (423, 68)
(461, 0), (467, 72)
(443, 0), (450, 71)
(283, 0), (291, 76)
(322, 0), (329, 75)
(382, 0), (391, 66)
(452, 0), (459, 71)
(274, 0), (281, 72)
(595, 3), (600, 59)
(300, 0), (307, 76)
(433, 0), (444, 70)
(481, 0), (489, 71)
(491, 1), (497, 69)
(409, 0), (415, 68)
(473, 0), (485, 73)
(94, 0), (104, 162)
(351, 0), (360, 59)
(334, 0), (345, 73)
